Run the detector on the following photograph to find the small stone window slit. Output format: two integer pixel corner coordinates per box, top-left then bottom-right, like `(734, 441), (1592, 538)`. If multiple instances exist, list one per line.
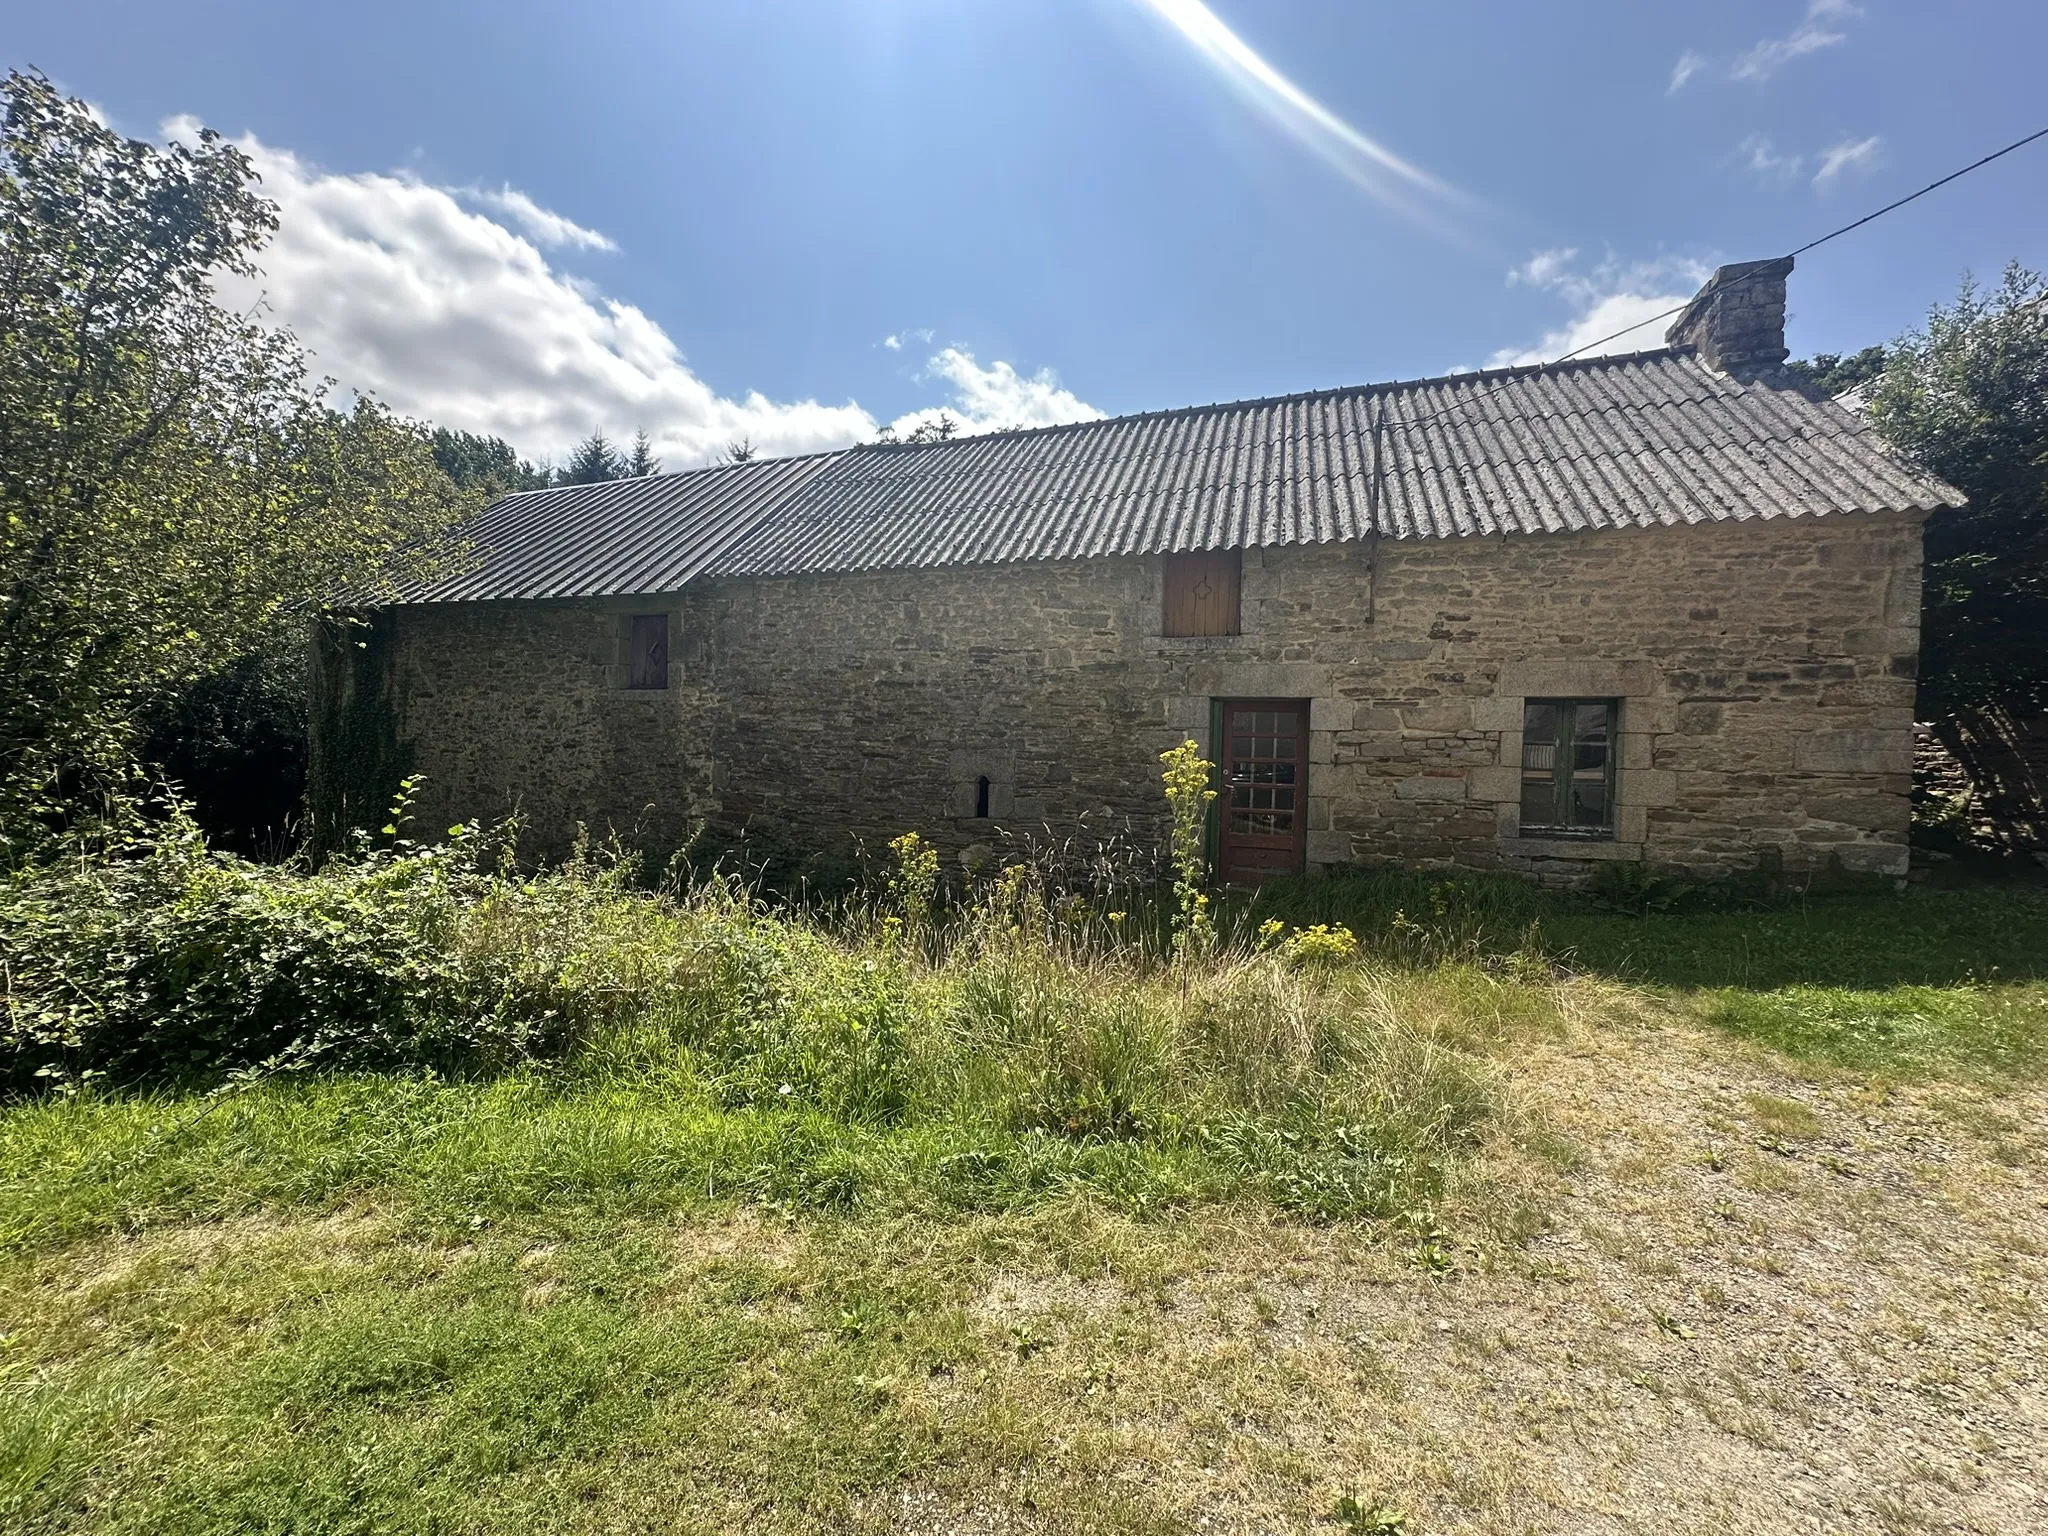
(975, 776), (991, 819)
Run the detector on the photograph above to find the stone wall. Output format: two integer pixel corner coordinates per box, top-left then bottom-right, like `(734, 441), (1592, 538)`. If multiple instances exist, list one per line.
(1917, 709), (2048, 857)
(349, 508), (1925, 880)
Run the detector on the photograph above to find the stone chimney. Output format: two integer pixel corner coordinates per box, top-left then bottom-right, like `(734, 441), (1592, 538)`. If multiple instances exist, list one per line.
(1664, 257), (1793, 377)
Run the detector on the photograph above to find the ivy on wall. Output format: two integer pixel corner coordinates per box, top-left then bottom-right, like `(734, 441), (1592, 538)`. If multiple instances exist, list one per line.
(305, 611), (412, 859)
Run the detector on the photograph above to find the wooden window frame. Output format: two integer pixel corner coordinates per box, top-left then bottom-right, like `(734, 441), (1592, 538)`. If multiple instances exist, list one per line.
(626, 612), (670, 691)
(1518, 698), (1618, 837)
(1163, 549), (1242, 637)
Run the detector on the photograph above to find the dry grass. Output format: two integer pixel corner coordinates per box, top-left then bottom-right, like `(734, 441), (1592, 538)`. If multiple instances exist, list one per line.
(6, 991), (2043, 1533)
(4, 876), (2046, 1535)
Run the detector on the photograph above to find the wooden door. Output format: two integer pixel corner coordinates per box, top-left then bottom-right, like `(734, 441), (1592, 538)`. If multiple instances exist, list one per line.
(1217, 700), (1307, 886)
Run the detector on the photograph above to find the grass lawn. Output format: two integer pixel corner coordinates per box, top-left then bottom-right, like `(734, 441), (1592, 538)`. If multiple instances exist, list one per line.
(3, 879), (2046, 1533)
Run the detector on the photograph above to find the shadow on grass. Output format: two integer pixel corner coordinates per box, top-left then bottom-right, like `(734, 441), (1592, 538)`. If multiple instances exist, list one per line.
(1243, 868), (2048, 1081)
(1240, 868), (2048, 991)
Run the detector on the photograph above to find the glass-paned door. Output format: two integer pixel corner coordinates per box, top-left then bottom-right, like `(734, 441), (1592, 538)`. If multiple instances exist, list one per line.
(1217, 700), (1308, 885)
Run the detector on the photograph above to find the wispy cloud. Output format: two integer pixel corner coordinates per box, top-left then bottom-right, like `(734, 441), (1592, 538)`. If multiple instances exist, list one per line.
(1672, 2), (1863, 92)
(182, 123), (1098, 465)
(1507, 248), (1579, 289)
(1731, 0), (1861, 84)
(1486, 250), (1713, 369)
(465, 186), (618, 252)
(1812, 133), (1883, 189)
(1667, 50), (1707, 94)
(1738, 134), (1806, 184)
(1733, 130), (1882, 192)
(882, 327), (934, 352)
(1134, 0), (1480, 239)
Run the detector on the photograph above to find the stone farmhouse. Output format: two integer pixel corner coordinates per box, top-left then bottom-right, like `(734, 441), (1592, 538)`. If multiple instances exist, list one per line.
(312, 259), (1961, 884)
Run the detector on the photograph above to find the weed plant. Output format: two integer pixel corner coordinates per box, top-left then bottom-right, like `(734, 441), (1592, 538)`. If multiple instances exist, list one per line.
(0, 804), (1560, 1240)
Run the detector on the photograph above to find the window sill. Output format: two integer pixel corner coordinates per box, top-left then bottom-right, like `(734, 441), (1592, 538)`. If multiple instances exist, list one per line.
(1502, 833), (1640, 861)
(1155, 634), (1246, 650)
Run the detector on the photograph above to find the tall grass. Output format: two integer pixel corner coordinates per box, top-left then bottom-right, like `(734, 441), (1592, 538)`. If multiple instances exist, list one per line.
(1, 822), (1578, 1245)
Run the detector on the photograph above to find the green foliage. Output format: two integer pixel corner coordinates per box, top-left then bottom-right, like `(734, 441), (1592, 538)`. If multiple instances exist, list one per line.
(561, 431), (627, 485)
(1785, 345), (1889, 397)
(1256, 919), (1362, 969)
(624, 430), (662, 478)
(1864, 264), (2048, 716)
(872, 413), (960, 446)
(0, 813), (1525, 1233)
(429, 427), (551, 499)
(0, 70), (475, 845)
(1334, 1493), (1409, 1534)
(0, 802), (678, 1094)
(673, 895), (916, 1125)
(884, 830), (941, 945)
(304, 612), (412, 859)
(141, 650), (307, 857)
(1159, 739), (1216, 958)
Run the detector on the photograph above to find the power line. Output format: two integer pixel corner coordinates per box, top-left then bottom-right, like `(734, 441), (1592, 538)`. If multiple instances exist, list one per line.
(1390, 122), (2048, 435)
(1785, 123), (2048, 262)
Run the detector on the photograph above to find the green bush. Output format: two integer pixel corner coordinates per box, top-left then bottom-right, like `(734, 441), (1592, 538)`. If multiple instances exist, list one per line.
(0, 816), (662, 1093)
(0, 808), (1544, 1223)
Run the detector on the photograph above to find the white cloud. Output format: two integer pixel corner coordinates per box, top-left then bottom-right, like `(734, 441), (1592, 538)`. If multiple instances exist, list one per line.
(173, 122), (1097, 466)
(465, 186), (617, 251)
(1812, 133), (1883, 189)
(1738, 134), (1806, 183)
(1667, 50), (1707, 94)
(1731, 0), (1861, 84)
(1485, 250), (1713, 369)
(1507, 248), (1579, 289)
(881, 327), (934, 352)
(888, 349), (1105, 438)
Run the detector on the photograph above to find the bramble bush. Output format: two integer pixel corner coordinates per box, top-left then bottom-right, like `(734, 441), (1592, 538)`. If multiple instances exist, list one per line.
(0, 798), (670, 1094)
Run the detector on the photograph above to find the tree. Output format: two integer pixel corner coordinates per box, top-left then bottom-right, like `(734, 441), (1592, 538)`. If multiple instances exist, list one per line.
(430, 427), (550, 498)
(874, 412), (960, 446)
(0, 71), (474, 845)
(1784, 345), (1889, 398)
(562, 430), (625, 485)
(625, 429), (662, 478)
(721, 437), (756, 465)
(1863, 265), (2048, 719)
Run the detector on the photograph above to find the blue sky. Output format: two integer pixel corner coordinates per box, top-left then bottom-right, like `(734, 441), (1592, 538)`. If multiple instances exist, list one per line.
(11, 0), (2045, 466)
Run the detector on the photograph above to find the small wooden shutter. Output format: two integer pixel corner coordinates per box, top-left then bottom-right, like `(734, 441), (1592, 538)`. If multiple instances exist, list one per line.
(1163, 549), (1242, 637)
(627, 613), (669, 690)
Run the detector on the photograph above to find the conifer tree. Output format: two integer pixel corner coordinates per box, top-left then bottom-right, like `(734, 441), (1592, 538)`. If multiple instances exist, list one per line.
(562, 431), (625, 485)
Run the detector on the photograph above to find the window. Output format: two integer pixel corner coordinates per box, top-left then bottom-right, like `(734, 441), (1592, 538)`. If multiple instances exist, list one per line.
(1163, 549), (1241, 637)
(975, 776), (991, 819)
(1519, 699), (1616, 835)
(626, 613), (669, 690)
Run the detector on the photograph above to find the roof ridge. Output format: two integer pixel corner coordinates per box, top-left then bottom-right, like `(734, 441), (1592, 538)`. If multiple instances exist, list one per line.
(845, 345), (1707, 459)
(481, 346), (1711, 502)
(483, 440), (855, 502)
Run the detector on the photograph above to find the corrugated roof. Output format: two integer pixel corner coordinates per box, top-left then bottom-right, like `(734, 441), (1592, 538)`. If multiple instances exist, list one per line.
(390, 349), (1961, 602)
(387, 450), (840, 602)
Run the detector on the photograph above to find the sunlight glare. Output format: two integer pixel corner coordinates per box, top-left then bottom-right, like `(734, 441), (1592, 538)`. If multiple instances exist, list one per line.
(1136, 0), (1479, 235)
